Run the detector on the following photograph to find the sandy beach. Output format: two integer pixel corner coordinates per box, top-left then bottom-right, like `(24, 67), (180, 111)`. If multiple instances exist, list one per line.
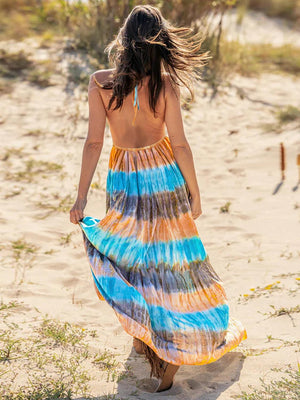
(0, 11), (299, 399)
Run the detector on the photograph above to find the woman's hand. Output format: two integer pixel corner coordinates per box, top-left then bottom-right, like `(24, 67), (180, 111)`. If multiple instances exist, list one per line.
(70, 197), (87, 224)
(188, 192), (202, 220)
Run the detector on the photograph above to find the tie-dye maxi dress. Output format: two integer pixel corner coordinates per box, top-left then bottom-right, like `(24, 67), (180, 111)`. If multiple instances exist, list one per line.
(78, 130), (247, 375)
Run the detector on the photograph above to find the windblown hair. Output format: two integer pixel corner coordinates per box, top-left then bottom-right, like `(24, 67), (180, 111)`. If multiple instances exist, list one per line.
(100, 5), (210, 115)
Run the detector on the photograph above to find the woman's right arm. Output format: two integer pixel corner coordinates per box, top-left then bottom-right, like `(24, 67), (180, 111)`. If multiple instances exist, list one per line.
(164, 76), (202, 219)
(69, 73), (106, 224)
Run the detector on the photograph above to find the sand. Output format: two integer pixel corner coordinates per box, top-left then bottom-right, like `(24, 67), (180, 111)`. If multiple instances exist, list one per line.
(211, 8), (300, 47)
(0, 15), (299, 399)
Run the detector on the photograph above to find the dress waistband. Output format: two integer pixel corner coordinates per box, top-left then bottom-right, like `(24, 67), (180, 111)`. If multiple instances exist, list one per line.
(112, 135), (168, 151)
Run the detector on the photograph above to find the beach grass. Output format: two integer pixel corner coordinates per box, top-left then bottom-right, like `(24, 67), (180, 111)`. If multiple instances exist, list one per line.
(59, 232), (74, 246)
(5, 158), (63, 183)
(23, 129), (45, 137)
(38, 317), (87, 347)
(27, 66), (53, 87)
(1, 146), (25, 161)
(11, 239), (39, 260)
(0, 307), (128, 399)
(232, 364), (300, 400)
(206, 40), (300, 80)
(237, 281), (285, 304)
(263, 304), (300, 318)
(1, 1), (299, 97)
(276, 105), (300, 124)
(0, 300), (22, 312)
(220, 201), (231, 213)
(0, 49), (32, 78)
(0, 48), (56, 88)
(244, 0), (300, 22)
(93, 349), (122, 382)
(34, 193), (74, 219)
(5, 238), (40, 285)
(261, 104), (300, 134)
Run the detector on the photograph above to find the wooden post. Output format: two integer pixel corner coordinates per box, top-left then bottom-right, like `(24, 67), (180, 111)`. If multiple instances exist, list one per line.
(297, 154), (300, 183)
(280, 142), (285, 181)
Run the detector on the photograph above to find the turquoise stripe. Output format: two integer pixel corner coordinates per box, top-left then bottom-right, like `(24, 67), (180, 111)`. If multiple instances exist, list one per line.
(80, 216), (207, 265)
(91, 274), (228, 332)
(107, 162), (185, 196)
(133, 84), (140, 109)
(148, 303), (229, 332)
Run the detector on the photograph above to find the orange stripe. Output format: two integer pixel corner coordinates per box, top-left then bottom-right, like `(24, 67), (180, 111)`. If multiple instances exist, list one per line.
(108, 136), (175, 171)
(139, 281), (228, 313)
(93, 281), (105, 301)
(116, 313), (247, 366)
(98, 208), (196, 243)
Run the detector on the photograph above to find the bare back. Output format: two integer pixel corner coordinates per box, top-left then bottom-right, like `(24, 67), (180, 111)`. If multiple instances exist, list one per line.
(90, 69), (167, 148)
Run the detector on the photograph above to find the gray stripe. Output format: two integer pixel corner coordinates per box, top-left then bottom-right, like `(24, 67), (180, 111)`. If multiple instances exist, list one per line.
(106, 183), (190, 219)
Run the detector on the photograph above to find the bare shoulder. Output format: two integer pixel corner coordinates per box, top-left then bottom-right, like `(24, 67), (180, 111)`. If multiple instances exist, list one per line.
(92, 68), (115, 85)
(89, 69), (115, 91)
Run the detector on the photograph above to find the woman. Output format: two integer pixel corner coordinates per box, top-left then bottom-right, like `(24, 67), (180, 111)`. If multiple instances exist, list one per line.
(70, 5), (247, 393)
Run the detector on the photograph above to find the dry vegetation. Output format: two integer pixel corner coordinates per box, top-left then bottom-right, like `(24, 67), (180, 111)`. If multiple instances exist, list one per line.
(0, 1), (299, 399)
(0, 304), (132, 399)
(0, 0), (300, 92)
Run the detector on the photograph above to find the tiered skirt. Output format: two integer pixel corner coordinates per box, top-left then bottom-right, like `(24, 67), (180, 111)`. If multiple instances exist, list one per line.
(79, 135), (247, 366)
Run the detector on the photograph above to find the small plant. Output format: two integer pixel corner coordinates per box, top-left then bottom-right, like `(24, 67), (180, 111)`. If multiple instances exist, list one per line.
(276, 105), (300, 124)
(238, 281), (282, 303)
(1, 147), (25, 161)
(0, 301), (21, 312)
(27, 68), (52, 87)
(35, 193), (74, 219)
(8, 238), (39, 285)
(4, 189), (22, 199)
(261, 122), (283, 134)
(39, 30), (55, 48)
(11, 239), (38, 261)
(263, 304), (300, 319)
(0, 331), (21, 362)
(44, 249), (55, 255)
(220, 201), (231, 213)
(23, 129), (44, 137)
(0, 49), (32, 79)
(93, 349), (121, 382)
(38, 317), (86, 347)
(266, 335), (300, 348)
(5, 159), (63, 183)
(59, 232), (74, 246)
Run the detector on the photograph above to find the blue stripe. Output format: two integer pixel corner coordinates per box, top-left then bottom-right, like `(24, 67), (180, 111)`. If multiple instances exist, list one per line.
(148, 303), (229, 332)
(107, 162), (185, 196)
(91, 274), (228, 332)
(80, 216), (207, 265)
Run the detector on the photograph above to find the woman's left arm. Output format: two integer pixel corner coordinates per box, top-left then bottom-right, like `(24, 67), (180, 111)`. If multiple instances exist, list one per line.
(70, 73), (106, 224)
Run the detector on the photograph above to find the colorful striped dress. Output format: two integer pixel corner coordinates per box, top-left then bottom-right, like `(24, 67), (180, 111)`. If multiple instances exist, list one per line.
(79, 82), (247, 374)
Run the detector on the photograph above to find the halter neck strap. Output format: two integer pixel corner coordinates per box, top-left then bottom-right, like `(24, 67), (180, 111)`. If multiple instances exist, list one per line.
(132, 84), (140, 126)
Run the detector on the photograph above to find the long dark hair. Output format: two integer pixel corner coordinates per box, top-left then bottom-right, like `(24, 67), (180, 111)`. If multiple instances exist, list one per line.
(100, 5), (209, 116)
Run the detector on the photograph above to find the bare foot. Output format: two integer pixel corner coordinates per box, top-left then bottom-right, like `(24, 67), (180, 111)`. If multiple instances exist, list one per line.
(155, 361), (180, 392)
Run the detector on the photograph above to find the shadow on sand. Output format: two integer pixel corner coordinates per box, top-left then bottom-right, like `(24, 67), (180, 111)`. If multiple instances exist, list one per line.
(76, 343), (246, 400)
(272, 180), (284, 195)
(273, 180), (299, 194)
